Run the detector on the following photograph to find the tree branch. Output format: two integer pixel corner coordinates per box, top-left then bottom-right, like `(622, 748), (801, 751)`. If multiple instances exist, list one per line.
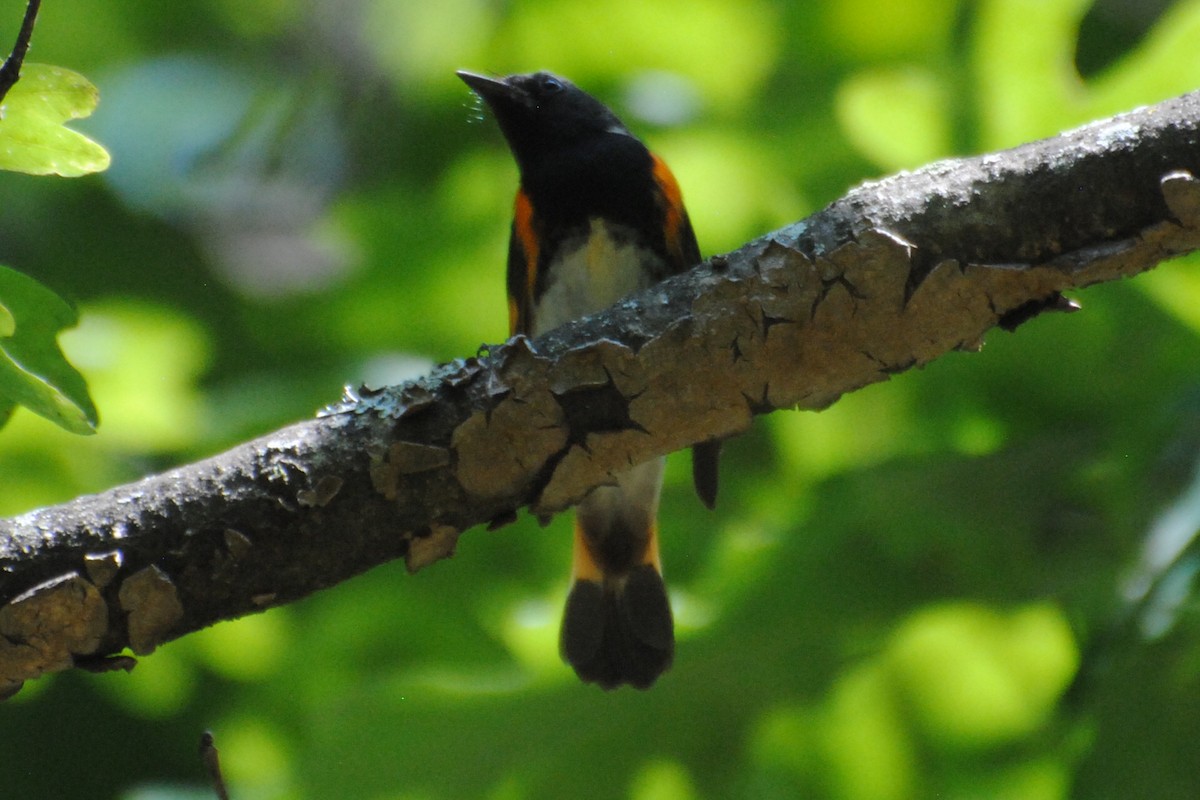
(2, 90), (1199, 698)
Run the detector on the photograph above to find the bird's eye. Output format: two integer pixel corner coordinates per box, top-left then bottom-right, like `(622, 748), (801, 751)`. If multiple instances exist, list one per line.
(539, 76), (563, 95)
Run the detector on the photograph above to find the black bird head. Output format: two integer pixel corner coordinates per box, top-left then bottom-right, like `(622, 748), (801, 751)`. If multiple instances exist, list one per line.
(457, 70), (632, 172)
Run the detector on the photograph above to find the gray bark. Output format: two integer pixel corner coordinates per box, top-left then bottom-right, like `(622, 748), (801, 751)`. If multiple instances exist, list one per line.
(2, 89), (1199, 699)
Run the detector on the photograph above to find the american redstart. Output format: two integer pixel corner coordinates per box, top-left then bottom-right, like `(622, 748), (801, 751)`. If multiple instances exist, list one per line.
(459, 69), (719, 690)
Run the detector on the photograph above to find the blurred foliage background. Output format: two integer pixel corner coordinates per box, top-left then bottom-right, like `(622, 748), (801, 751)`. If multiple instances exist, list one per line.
(2, 0), (1200, 797)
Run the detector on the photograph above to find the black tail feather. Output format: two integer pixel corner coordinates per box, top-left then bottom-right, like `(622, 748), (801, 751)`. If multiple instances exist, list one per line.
(560, 565), (674, 690)
(692, 440), (721, 510)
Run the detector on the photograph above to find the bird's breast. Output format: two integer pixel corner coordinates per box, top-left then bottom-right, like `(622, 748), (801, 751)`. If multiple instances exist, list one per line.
(532, 218), (663, 336)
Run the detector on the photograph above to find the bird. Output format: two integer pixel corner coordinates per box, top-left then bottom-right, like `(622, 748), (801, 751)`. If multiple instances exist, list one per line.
(458, 69), (718, 689)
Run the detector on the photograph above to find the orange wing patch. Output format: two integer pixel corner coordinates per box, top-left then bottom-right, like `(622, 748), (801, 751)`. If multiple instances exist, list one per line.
(511, 189), (540, 335)
(650, 154), (687, 268)
(507, 297), (522, 335)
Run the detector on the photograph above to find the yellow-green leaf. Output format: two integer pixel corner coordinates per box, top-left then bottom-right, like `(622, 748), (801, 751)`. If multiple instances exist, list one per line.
(0, 63), (111, 176)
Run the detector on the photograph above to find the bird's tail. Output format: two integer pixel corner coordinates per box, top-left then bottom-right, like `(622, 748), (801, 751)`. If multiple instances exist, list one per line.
(560, 519), (674, 690)
(558, 455), (674, 691)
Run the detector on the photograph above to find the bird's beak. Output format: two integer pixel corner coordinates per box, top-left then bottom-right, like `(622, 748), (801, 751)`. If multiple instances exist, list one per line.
(456, 70), (530, 109)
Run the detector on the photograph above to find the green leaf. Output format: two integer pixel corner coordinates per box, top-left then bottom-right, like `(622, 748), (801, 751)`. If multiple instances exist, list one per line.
(0, 62), (111, 176)
(0, 265), (98, 434)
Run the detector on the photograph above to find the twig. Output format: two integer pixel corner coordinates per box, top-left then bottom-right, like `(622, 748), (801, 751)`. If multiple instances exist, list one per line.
(199, 731), (232, 800)
(0, 0), (41, 106)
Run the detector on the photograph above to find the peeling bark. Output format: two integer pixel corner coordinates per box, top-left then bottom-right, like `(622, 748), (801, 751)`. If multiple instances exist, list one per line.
(2, 90), (1200, 698)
